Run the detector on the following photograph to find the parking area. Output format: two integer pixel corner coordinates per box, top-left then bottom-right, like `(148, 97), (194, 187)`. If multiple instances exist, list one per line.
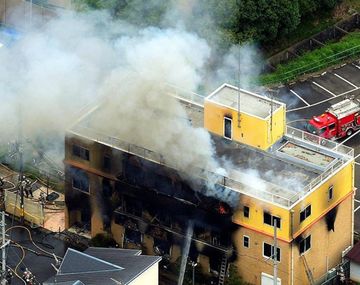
(271, 59), (360, 232)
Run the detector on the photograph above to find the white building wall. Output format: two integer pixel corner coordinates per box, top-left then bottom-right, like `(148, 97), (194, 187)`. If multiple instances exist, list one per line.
(350, 262), (360, 282)
(129, 263), (159, 285)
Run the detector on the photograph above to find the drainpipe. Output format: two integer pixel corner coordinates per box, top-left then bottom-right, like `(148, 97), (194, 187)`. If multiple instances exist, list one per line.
(352, 187), (356, 246)
(290, 210), (294, 285)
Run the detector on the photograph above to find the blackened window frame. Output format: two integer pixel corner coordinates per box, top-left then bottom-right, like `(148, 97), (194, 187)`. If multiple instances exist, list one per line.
(264, 212), (281, 228)
(224, 117), (232, 140)
(103, 154), (111, 171)
(328, 185), (334, 201)
(71, 167), (90, 193)
(72, 144), (90, 161)
(244, 206), (250, 218)
(299, 235), (311, 254)
(263, 242), (281, 262)
(300, 205), (311, 223)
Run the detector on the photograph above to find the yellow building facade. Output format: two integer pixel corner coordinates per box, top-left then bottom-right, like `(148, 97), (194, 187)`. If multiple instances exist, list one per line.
(203, 84), (355, 285)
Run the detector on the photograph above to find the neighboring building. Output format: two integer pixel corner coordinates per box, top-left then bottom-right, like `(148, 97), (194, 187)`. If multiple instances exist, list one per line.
(345, 241), (360, 282)
(44, 247), (161, 285)
(64, 83), (356, 285)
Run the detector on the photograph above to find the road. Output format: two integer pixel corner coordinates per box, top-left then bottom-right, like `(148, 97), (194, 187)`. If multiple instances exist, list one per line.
(269, 60), (360, 232)
(4, 216), (69, 285)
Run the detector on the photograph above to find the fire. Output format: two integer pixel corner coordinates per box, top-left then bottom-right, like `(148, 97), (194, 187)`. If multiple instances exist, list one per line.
(218, 203), (228, 214)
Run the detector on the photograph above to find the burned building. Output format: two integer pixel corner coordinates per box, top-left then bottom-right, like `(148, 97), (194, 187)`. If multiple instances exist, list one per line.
(64, 83), (355, 285)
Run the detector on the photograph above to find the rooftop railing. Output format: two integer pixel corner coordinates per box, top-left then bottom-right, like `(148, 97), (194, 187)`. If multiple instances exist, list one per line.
(286, 125), (354, 157)
(286, 125), (354, 204)
(165, 84), (205, 107)
(69, 125), (354, 208)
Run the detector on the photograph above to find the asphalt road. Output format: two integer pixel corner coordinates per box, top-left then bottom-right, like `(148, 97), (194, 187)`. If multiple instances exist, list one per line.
(4, 217), (69, 285)
(270, 60), (360, 232)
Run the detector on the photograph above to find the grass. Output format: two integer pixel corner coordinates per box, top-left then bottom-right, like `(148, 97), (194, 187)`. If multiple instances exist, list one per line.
(264, 0), (360, 57)
(265, 11), (336, 57)
(259, 31), (360, 85)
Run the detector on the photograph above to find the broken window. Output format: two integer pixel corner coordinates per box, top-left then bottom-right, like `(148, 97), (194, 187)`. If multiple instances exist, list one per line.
(224, 117), (232, 139)
(243, 236), (250, 248)
(299, 235), (311, 254)
(244, 206), (250, 218)
(209, 253), (222, 275)
(325, 207), (338, 231)
(102, 178), (112, 197)
(264, 212), (281, 228)
(153, 238), (171, 256)
(328, 185), (333, 201)
(71, 167), (89, 193)
(124, 228), (142, 245)
(103, 155), (111, 171)
(300, 205), (311, 223)
(124, 197), (142, 217)
(72, 145), (90, 160)
(263, 242), (280, 262)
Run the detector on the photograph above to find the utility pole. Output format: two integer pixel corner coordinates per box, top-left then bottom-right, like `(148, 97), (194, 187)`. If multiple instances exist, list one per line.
(19, 143), (24, 224)
(237, 44), (241, 128)
(273, 219), (278, 285)
(0, 211), (10, 285)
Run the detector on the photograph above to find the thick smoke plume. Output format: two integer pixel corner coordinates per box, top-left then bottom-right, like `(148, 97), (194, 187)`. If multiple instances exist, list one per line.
(0, 7), (227, 194)
(0, 4), (300, 207)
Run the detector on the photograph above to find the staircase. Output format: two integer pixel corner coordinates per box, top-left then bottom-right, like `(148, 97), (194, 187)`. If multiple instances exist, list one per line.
(218, 255), (228, 285)
(302, 255), (315, 285)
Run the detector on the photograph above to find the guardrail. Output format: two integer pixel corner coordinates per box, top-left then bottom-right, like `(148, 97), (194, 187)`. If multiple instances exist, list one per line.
(70, 125), (354, 208)
(286, 126), (354, 157)
(165, 84), (205, 106)
(286, 126), (354, 204)
(70, 125), (294, 207)
(262, 44), (360, 85)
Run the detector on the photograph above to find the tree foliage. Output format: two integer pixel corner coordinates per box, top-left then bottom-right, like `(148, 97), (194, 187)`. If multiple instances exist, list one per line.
(75, 0), (341, 46)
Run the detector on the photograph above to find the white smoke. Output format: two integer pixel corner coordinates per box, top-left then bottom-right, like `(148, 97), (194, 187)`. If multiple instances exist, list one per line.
(0, 7), (226, 187)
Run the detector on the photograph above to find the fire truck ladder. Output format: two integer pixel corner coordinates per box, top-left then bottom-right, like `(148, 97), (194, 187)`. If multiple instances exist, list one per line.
(301, 255), (315, 285)
(218, 254), (228, 285)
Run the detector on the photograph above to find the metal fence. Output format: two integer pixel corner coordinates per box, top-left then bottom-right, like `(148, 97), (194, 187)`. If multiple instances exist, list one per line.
(286, 126), (354, 204)
(70, 124), (354, 207)
(0, 0), (66, 30)
(264, 44), (360, 85)
(318, 260), (350, 285)
(267, 13), (360, 70)
(165, 84), (205, 107)
(286, 126), (354, 157)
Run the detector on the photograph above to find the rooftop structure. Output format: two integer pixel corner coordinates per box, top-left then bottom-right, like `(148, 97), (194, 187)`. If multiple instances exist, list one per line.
(207, 84), (282, 119)
(44, 247), (161, 285)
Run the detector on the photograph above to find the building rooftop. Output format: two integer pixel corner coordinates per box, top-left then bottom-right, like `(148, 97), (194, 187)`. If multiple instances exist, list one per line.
(68, 85), (354, 209)
(206, 84), (283, 119)
(44, 247), (161, 285)
(346, 242), (360, 263)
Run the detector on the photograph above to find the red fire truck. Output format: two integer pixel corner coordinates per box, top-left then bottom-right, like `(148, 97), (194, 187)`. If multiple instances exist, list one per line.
(306, 98), (360, 140)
